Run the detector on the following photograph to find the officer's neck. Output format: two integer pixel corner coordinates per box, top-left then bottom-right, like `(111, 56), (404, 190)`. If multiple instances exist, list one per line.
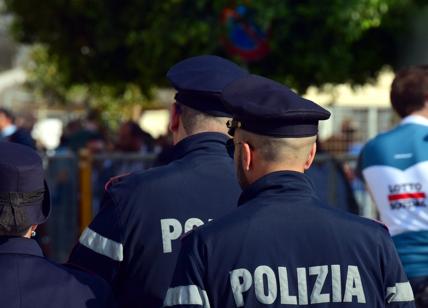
(245, 147), (315, 186)
(247, 162), (305, 186)
(172, 124), (228, 145)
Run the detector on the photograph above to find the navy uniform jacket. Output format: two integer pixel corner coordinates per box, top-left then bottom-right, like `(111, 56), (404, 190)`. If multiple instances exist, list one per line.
(0, 237), (115, 308)
(165, 171), (415, 307)
(69, 132), (241, 307)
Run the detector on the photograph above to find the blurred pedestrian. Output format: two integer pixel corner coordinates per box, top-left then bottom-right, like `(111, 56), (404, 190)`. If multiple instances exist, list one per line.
(306, 140), (359, 214)
(116, 121), (155, 154)
(153, 132), (175, 166)
(0, 107), (35, 149)
(322, 118), (361, 156)
(359, 65), (428, 307)
(95, 122), (155, 202)
(68, 55), (247, 307)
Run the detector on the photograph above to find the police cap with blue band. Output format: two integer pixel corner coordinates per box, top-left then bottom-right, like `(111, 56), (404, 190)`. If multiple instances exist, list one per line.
(167, 55), (248, 117)
(222, 74), (331, 137)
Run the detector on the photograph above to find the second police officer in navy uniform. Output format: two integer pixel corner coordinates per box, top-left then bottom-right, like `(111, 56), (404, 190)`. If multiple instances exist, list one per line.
(0, 142), (115, 308)
(164, 75), (415, 307)
(69, 55), (247, 307)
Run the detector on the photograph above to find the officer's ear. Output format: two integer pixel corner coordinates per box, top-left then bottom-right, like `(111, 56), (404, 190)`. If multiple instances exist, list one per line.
(169, 103), (180, 133)
(303, 142), (317, 170)
(241, 142), (252, 171)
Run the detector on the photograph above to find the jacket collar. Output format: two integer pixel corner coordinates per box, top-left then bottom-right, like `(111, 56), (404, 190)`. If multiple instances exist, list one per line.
(401, 115), (428, 127)
(0, 237), (44, 257)
(238, 171), (316, 206)
(172, 132), (230, 161)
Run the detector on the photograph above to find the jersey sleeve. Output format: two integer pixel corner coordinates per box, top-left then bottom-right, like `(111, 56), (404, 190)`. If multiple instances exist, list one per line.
(68, 190), (124, 284)
(380, 228), (416, 307)
(163, 231), (211, 308)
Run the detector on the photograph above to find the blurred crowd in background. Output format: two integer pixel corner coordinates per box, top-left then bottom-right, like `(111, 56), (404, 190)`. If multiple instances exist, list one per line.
(1, 104), (366, 239)
(1, 106), (363, 162)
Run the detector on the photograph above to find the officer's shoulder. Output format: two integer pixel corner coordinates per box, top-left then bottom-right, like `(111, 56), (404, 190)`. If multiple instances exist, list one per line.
(322, 205), (389, 234)
(106, 161), (183, 194)
(32, 258), (111, 293)
(347, 213), (389, 232)
(57, 262), (112, 292)
(104, 173), (132, 191)
(190, 205), (250, 240)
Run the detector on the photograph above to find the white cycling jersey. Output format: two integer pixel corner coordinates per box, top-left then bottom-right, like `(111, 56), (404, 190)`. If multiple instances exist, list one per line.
(359, 115), (428, 236)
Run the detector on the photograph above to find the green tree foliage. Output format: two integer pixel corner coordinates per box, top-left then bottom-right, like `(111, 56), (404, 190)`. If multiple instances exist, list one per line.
(4, 0), (426, 98)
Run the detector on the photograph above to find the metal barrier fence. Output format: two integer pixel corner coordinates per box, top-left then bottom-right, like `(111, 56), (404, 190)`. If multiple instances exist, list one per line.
(41, 151), (375, 262)
(42, 150), (157, 262)
(43, 151), (79, 262)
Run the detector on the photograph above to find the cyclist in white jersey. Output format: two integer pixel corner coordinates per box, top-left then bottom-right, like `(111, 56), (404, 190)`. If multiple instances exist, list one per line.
(359, 66), (428, 307)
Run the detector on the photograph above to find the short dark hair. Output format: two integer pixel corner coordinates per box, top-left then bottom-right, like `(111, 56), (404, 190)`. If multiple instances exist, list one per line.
(390, 66), (428, 118)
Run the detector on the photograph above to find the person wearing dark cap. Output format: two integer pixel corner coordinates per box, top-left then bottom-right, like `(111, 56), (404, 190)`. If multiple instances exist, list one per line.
(0, 142), (115, 308)
(69, 55), (246, 307)
(164, 75), (415, 308)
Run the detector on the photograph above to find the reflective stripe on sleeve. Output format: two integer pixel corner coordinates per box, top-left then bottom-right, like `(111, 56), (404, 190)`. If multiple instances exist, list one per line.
(79, 227), (124, 262)
(163, 285), (211, 308)
(386, 282), (414, 303)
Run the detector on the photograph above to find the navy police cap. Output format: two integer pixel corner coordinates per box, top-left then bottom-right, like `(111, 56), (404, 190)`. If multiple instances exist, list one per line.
(0, 142), (51, 229)
(167, 55), (248, 117)
(222, 75), (331, 137)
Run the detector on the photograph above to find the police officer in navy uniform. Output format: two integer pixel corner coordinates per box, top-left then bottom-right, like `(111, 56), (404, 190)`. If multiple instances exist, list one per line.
(164, 75), (415, 307)
(69, 55), (246, 307)
(0, 142), (115, 308)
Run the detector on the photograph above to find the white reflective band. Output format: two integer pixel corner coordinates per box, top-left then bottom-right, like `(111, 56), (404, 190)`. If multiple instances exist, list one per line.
(386, 282), (414, 303)
(164, 285), (211, 308)
(79, 228), (124, 262)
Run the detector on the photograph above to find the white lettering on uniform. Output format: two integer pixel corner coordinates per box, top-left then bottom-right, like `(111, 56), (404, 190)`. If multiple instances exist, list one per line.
(343, 265), (366, 303)
(160, 219), (182, 253)
(229, 264), (367, 306)
(160, 218), (210, 253)
(184, 218), (204, 233)
(309, 265), (330, 304)
(331, 264), (342, 302)
(254, 266), (277, 304)
(230, 268), (253, 307)
(278, 267), (297, 304)
(297, 267), (308, 305)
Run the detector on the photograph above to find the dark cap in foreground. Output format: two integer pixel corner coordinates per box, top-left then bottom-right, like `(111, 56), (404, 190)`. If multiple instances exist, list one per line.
(222, 74), (331, 137)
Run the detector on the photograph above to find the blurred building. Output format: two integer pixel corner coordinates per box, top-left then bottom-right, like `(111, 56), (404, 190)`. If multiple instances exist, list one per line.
(305, 71), (396, 152)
